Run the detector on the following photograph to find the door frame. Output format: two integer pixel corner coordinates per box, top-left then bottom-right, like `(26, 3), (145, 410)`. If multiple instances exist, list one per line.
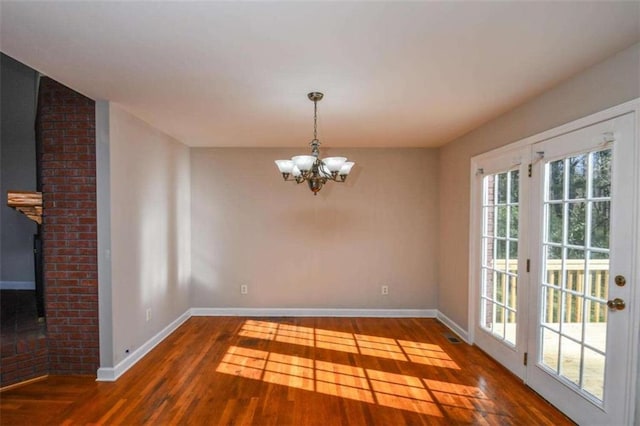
(468, 98), (640, 423)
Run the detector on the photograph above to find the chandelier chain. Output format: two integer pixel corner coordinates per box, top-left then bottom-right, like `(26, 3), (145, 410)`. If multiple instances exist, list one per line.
(313, 99), (318, 140)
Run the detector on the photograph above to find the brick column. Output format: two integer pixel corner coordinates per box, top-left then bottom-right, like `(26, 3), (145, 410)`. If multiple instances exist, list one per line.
(0, 331), (48, 386)
(37, 77), (99, 375)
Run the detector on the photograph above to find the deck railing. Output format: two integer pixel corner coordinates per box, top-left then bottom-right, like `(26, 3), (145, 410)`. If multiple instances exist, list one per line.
(492, 259), (609, 323)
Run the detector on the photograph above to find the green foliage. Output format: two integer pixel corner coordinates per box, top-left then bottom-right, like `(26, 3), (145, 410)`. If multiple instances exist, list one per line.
(545, 150), (611, 259)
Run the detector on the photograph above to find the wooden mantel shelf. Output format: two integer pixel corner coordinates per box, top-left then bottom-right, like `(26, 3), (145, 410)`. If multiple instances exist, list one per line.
(7, 191), (43, 225)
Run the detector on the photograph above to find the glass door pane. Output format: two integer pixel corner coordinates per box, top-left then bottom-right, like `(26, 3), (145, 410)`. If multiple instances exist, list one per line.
(481, 169), (519, 346)
(539, 150), (611, 402)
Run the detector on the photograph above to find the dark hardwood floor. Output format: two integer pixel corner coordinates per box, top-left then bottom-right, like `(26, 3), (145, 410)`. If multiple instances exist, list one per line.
(0, 317), (574, 425)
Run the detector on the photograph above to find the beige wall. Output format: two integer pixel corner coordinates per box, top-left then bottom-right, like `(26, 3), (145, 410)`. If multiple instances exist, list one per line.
(108, 104), (191, 364)
(190, 148), (439, 309)
(438, 43), (640, 329)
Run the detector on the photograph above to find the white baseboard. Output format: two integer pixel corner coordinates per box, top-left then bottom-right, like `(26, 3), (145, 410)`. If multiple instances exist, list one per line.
(0, 280), (36, 290)
(96, 309), (191, 382)
(190, 307), (438, 318)
(96, 307), (467, 382)
(436, 311), (470, 344)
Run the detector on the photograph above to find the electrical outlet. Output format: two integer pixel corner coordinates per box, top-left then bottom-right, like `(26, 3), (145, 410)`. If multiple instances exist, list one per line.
(146, 308), (152, 321)
(381, 285), (389, 295)
(241, 284), (248, 295)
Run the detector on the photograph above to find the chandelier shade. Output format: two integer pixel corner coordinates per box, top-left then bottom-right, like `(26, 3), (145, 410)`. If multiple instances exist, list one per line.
(274, 92), (355, 195)
(274, 160), (295, 174)
(323, 157), (347, 172)
(291, 155), (316, 171)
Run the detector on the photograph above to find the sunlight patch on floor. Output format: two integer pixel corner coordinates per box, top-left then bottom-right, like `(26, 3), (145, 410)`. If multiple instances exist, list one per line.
(217, 345), (491, 417)
(238, 320), (459, 369)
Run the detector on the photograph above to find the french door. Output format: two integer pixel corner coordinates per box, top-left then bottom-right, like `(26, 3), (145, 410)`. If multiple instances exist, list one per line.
(471, 109), (638, 425)
(527, 113), (636, 425)
(472, 148), (529, 378)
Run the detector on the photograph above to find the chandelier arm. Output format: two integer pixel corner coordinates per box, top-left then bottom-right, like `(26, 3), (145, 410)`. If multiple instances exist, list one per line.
(329, 177), (345, 183)
(280, 173), (308, 184)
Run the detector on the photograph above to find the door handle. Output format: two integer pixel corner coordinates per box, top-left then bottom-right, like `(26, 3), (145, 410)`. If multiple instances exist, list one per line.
(607, 298), (625, 311)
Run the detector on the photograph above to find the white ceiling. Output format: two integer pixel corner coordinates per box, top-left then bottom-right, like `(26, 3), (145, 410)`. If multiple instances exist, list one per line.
(1, 2), (638, 148)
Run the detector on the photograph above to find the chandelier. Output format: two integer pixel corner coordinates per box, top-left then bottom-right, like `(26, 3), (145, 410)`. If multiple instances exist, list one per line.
(274, 92), (355, 195)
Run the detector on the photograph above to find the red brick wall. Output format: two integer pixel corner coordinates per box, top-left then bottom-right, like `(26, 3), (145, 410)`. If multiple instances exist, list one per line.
(38, 77), (99, 375)
(0, 337), (48, 385)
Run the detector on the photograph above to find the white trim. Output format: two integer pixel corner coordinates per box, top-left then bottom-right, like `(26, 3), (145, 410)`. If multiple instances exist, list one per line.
(472, 98), (640, 160)
(436, 311), (470, 344)
(190, 307), (437, 318)
(96, 309), (191, 382)
(96, 100), (114, 370)
(468, 157), (479, 345)
(0, 281), (35, 290)
(626, 105), (640, 426)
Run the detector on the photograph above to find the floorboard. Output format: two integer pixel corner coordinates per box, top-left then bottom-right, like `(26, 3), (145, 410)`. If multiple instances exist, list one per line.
(0, 317), (575, 425)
